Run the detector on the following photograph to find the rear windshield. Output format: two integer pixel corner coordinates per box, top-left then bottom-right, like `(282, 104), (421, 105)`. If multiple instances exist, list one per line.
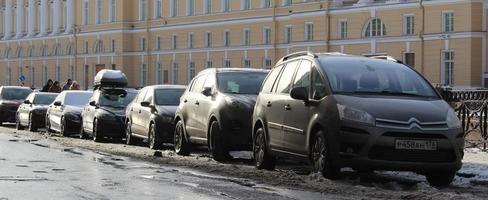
(154, 89), (185, 106)
(319, 57), (439, 98)
(217, 72), (268, 95)
(99, 89), (137, 108)
(65, 92), (93, 106)
(33, 94), (57, 105)
(1, 88), (32, 100)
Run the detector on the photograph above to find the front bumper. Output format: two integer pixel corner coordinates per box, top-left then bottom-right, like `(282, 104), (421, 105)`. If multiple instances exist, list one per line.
(64, 115), (82, 135)
(155, 117), (175, 143)
(0, 105), (19, 122)
(31, 111), (47, 128)
(333, 121), (464, 172)
(220, 111), (253, 151)
(97, 116), (126, 138)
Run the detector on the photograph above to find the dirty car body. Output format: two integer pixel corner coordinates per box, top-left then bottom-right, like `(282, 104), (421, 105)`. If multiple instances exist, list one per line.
(46, 91), (93, 136)
(16, 92), (58, 131)
(0, 86), (32, 125)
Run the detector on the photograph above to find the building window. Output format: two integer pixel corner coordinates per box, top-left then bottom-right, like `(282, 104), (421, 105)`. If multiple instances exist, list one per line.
(94, 40), (103, 54)
(339, 20), (348, 39)
(222, 0), (230, 12)
(172, 62), (179, 84)
(224, 59), (231, 68)
(205, 32), (212, 48)
(140, 0), (147, 20)
(56, 65), (61, 81)
(30, 66), (35, 86)
(404, 15), (414, 35)
(156, 36), (161, 50)
(172, 34), (177, 49)
(154, 0), (162, 19)
(63, 1), (67, 29)
(206, 60), (213, 68)
(140, 37), (146, 51)
(442, 11), (454, 33)
(363, 18), (386, 38)
(170, 0), (178, 17)
(264, 58), (272, 69)
(163, 70), (169, 83)
(156, 62), (163, 84)
(305, 23), (314, 41)
(186, 0), (195, 16)
(111, 40), (116, 52)
(84, 41), (89, 54)
(262, 0), (271, 8)
(243, 29), (250, 46)
(110, 0), (117, 22)
(42, 65), (47, 84)
(263, 28), (271, 45)
(244, 59), (251, 68)
(283, 0), (292, 6)
(224, 31), (230, 47)
(83, 0), (89, 25)
(96, 0), (102, 24)
(404, 52), (415, 68)
(140, 63), (147, 86)
(242, 0), (251, 10)
(442, 51), (454, 85)
(188, 33), (194, 49)
(204, 0), (212, 14)
(284, 26), (292, 43)
(188, 61), (195, 83)
(69, 65), (75, 80)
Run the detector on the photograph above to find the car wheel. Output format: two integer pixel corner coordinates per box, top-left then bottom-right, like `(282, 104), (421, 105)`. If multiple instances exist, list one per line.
(60, 116), (69, 137)
(209, 120), (230, 161)
(79, 120), (87, 139)
(425, 171), (456, 187)
(46, 115), (53, 133)
(148, 123), (162, 150)
(126, 121), (137, 145)
(253, 127), (276, 170)
(93, 119), (104, 142)
(311, 131), (340, 179)
(15, 114), (23, 130)
(174, 120), (191, 156)
(28, 113), (37, 132)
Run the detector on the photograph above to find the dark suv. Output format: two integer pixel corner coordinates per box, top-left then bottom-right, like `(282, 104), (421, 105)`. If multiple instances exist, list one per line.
(174, 68), (269, 161)
(252, 52), (464, 186)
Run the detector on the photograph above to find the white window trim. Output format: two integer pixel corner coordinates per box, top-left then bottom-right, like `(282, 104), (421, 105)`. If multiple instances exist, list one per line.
(188, 32), (194, 48)
(170, 0), (178, 17)
(284, 25), (292, 43)
(222, 0), (230, 12)
(263, 27), (271, 45)
(441, 50), (454, 85)
(403, 14), (414, 35)
(82, 0), (89, 25)
(338, 19), (347, 39)
(140, 63), (147, 86)
(305, 22), (314, 41)
(282, 0), (292, 6)
(224, 30), (230, 47)
(441, 10), (454, 33)
(241, 0), (251, 10)
(139, 0), (147, 20)
(203, 0), (212, 14)
(95, 0), (102, 24)
(186, 0), (195, 16)
(172, 34), (177, 49)
(109, 0), (117, 22)
(205, 31), (212, 48)
(153, 0), (162, 19)
(242, 28), (250, 46)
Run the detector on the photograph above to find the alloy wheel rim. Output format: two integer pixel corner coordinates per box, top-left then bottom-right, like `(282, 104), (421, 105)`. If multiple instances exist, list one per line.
(126, 124), (131, 142)
(312, 136), (326, 172)
(174, 123), (182, 151)
(149, 126), (155, 148)
(254, 131), (265, 166)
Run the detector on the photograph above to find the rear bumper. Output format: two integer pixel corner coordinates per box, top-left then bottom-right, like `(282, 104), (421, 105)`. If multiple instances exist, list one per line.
(0, 106), (18, 122)
(97, 117), (126, 138)
(30, 112), (47, 128)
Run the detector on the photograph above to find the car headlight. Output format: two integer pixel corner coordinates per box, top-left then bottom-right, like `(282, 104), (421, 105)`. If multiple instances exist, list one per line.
(446, 108), (462, 129)
(337, 104), (375, 126)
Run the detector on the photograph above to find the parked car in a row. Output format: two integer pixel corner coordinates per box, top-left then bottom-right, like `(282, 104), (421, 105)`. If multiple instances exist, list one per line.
(0, 86), (32, 125)
(16, 92), (57, 131)
(46, 90), (93, 136)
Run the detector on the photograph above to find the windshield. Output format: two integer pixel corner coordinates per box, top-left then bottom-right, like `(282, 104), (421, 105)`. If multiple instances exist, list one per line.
(319, 57), (439, 98)
(154, 89), (185, 106)
(65, 92), (93, 106)
(33, 94), (57, 105)
(99, 90), (137, 108)
(217, 72), (268, 95)
(1, 88), (32, 100)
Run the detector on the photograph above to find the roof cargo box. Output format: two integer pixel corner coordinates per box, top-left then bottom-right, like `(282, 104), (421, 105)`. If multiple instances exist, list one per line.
(94, 69), (128, 87)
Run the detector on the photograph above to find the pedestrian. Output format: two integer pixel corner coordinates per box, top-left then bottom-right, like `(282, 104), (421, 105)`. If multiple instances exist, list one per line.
(69, 81), (80, 90)
(41, 79), (53, 92)
(49, 81), (62, 93)
(62, 79), (73, 91)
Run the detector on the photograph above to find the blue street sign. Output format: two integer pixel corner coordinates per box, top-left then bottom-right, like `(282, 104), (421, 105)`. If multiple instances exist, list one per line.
(19, 75), (26, 82)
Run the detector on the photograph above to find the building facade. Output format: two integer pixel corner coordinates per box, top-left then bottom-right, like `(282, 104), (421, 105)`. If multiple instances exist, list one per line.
(0, 0), (486, 89)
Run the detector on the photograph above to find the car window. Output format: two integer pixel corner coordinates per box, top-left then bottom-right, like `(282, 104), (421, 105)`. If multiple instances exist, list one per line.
(33, 94), (57, 105)
(293, 60), (312, 93)
(312, 67), (327, 100)
(0, 88), (32, 100)
(135, 88), (147, 103)
(143, 88), (154, 103)
(319, 57), (438, 98)
(54, 93), (65, 103)
(191, 75), (206, 93)
(275, 60), (299, 94)
(65, 92), (92, 106)
(261, 65), (283, 93)
(155, 89), (185, 105)
(99, 89), (137, 108)
(203, 74), (215, 89)
(25, 93), (35, 103)
(216, 72), (268, 94)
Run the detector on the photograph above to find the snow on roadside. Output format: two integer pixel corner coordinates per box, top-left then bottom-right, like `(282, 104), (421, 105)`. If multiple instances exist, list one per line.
(455, 148), (488, 187)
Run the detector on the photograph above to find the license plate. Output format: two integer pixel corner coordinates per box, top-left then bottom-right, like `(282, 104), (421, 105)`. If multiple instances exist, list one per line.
(395, 139), (437, 150)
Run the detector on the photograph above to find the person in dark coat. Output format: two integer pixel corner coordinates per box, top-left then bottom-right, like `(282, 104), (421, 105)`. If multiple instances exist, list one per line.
(41, 79), (53, 92)
(49, 81), (62, 93)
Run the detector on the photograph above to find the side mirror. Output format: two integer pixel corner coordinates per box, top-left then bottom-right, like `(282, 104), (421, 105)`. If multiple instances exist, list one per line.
(290, 87), (309, 102)
(53, 101), (62, 106)
(23, 100), (31, 104)
(140, 101), (151, 107)
(202, 87), (212, 96)
(89, 101), (97, 107)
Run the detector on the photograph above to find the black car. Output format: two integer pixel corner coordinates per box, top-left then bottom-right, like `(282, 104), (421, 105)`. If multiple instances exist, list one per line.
(252, 52), (464, 186)
(81, 88), (137, 142)
(125, 85), (186, 149)
(0, 86), (32, 125)
(16, 92), (58, 131)
(46, 91), (93, 136)
(174, 68), (269, 161)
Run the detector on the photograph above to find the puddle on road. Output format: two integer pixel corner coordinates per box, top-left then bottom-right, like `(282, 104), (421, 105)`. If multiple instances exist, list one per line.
(32, 171), (48, 174)
(15, 165), (29, 168)
(0, 176), (48, 181)
(62, 148), (84, 156)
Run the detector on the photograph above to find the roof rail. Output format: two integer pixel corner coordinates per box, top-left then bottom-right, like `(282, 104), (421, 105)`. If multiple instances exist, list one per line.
(368, 55), (403, 63)
(279, 51), (316, 63)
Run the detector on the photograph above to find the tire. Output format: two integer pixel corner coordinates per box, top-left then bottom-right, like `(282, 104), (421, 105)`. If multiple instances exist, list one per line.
(425, 171), (456, 187)
(15, 114), (23, 130)
(28, 113), (37, 132)
(93, 119), (104, 142)
(209, 120), (230, 161)
(311, 131), (340, 179)
(174, 120), (191, 156)
(253, 127), (276, 170)
(148, 123), (162, 150)
(60, 116), (69, 137)
(126, 121), (138, 145)
(46, 115), (53, 133)
(79, 120), (87, 139)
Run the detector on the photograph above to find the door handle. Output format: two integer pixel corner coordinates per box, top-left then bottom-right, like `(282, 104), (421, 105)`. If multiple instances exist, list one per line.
(138, 110), (142, 114)
(183, 99), (188, 103)
(266, 101), (272, 107)
(195, 101), (200, 105)
(284, 104), (291, 111)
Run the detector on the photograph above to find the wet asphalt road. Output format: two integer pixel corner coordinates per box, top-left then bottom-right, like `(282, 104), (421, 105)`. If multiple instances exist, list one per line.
(0, 132), (326, 200)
